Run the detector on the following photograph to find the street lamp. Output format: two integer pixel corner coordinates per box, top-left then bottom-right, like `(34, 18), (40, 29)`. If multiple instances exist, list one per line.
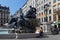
(44, 4), (50, 32)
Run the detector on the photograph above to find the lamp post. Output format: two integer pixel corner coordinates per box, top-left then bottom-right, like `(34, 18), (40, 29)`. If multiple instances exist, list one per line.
(44, 4), (50, 32)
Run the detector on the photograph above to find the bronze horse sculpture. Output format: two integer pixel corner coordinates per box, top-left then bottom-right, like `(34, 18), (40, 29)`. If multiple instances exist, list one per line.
(8, 6), (37, 33)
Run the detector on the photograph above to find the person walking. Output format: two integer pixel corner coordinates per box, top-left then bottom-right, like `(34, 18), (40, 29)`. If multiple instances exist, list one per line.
(39, 27), (43, 37)
(54, 25), (59, 34)
(50, 27), (53, 34)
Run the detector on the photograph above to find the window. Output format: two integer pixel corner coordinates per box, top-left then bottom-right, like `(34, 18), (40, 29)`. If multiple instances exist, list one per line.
(37, 7), (40, 12)
(46, 0), (48, 2)
(58, 4), (60, 10)
(36, 2), (39, 7)
(47, 17), (48, 22)
(4, 19), (5, 23)
(39, 7), (40, 11)
(49, 2), (51, 4)
(53, 14), (56, 21)
(39, 2), (41, 5)
(35, 0), (38, 2)
(1, 20), (2, 23)
(42, 18), (43, 22)
(53, 0), (56, 3)
(39, 13), (40, 15)
(41, 6), (43, 10)
(7, 20), (8, 23)
(37, 8), (38, 12)
(33, 1), (34, 7)
(39, 18), (40, 22)
(49, 16), (51, 21)
(44, 17), (48, 22)
(49, 10), (51, 14)
(1, 23), (3, 26)
(58, 13), (60, 20)
(41, 1), (43, 4)
(44, 17), (46, 22)
(53, 5), (56, 12)
(44, 0), (45, 3)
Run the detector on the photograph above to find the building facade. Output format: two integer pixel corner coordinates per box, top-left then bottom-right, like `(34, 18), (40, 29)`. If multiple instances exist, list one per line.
(22, 0), (60, 32)
(13, 8), (23, 18)
(22, 0), (36, 16)
(0, 4), (10, 26)
(36, 0), (60, 32)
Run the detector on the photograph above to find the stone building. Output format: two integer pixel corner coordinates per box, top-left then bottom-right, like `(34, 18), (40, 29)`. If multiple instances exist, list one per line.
(0, 4), (10, 26)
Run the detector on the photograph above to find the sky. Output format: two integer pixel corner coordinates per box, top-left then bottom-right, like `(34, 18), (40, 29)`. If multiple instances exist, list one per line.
(0, 0), (27, 15)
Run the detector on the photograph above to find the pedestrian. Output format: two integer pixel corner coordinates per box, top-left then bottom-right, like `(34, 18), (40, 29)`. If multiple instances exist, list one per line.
(53, 25), (59, 34)
(39, 27), (43, 37)
(58, 27), (60, 31)
(50, 27), (53, 33)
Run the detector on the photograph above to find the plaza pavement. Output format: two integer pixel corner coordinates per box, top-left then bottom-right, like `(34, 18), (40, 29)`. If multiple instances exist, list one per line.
(0, 34), (60, 40)
(0, 32), (60, 40)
